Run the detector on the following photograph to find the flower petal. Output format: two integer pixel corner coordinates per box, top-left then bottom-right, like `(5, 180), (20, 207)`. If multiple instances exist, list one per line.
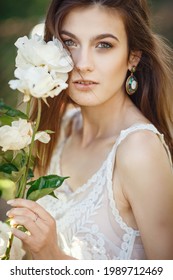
(35, 131), (51, 143)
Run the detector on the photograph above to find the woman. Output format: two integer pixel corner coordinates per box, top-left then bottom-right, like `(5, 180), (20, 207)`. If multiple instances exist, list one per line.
(7, 0), (173, 260)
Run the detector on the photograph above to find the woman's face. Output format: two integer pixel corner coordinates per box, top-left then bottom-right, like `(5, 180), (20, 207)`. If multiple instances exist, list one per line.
(60, 5), (131, 107)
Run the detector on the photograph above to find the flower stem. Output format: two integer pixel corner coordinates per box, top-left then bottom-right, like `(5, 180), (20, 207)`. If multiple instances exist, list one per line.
(1, 231), (14, 260)
(26, 99), (31, 118)
(1, 99), (42, 260)
(16, 167), (27, 198)
(17, 99), (42, 198)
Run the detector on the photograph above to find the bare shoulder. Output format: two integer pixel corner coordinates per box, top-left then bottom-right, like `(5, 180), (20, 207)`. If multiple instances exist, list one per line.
(116, 129), (172, 172)
(116, 128), (173, 201)
(115, 129), (173, 259)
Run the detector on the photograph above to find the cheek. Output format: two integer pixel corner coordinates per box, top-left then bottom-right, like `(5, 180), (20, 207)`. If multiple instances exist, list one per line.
(102, 60), (128, 83)
(100, 51), (128, 75)
(100, 59), (129, 95)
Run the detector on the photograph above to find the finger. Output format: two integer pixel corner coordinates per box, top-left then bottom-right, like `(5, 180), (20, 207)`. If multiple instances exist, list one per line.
(7, 207), (38, 222)
(10, 215), (42, 236)
(10, 210), (49, 233)
(7, 198), (52, 222)
(12, 226), (31, 243)
(11, 217), (53, 253)
(11, 227), (43, 253)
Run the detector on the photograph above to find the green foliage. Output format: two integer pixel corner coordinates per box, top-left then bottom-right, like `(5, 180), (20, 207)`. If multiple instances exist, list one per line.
(0, 101), (69, 203)
(0, 100), (27, 126)
(0, 102), (30, 197)
(0, 100), (27, 118)
(1, 0), (50, 20)
(0, 163), (18, 174)
(26, 175), (69, 201)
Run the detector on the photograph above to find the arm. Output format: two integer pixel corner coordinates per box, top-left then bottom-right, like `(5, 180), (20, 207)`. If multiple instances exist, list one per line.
(7, 199), (76, 260)
(116, 130), (173, 259)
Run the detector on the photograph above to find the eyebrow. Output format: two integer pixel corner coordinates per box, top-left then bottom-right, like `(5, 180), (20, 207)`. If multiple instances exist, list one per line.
(60, 31), (119, 42)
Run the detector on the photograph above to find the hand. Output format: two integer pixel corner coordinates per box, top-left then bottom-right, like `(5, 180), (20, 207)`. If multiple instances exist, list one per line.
(6, 198), (62, 259)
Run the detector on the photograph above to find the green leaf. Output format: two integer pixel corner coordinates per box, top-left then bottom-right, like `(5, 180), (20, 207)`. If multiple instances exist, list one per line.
(11, 166), (26, 183)
(5, 218), (11, 226)
(0, 115), (16, 126)
(0, 150), (14, 163)
(0, 163), (18, 174)
(0, 171), (12, 181)
(44, 130), (55, 134)
(0, 100), (27, 119)
(48, 192), (57, 198)
(26, 174), (69, 201)
(0, 165), (25, 185)
(11, 150), (28, 169)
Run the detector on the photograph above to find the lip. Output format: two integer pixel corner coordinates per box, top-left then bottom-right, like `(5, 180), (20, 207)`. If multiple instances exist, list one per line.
(73, 79), (98, 91)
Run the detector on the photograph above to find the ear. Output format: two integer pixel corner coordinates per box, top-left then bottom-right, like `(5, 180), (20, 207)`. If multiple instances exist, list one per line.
(128, 50), (142, 70)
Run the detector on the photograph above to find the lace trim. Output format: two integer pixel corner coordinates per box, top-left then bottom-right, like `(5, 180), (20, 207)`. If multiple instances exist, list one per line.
(56, 171), (109, 259)
(107, 164), (140, 259)
(57, 172), (106, 231)
(116, 233), (137, 260)
(106, 165), (140, 236)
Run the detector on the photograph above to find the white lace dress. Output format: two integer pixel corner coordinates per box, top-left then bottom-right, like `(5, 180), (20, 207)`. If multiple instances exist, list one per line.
(38, 109), (172, 260)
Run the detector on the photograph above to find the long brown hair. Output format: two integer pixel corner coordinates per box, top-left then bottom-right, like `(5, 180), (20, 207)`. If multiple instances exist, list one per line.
(32, 0), (173, 174)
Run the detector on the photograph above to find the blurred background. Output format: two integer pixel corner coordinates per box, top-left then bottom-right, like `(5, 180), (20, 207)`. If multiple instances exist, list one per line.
(0, 0), (173, 109)
(0, 0), (50, 108)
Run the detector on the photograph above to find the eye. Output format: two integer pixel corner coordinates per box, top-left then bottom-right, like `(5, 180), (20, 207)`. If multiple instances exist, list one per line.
(97, 42), (112, 49)
(63, 39), (77, 47)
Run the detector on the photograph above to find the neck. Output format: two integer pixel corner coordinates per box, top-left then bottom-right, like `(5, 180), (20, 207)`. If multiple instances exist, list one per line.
(79, 93), (132, 147)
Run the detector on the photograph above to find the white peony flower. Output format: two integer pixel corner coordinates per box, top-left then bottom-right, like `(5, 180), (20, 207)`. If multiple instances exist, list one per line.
(0, 119), (50, 151)
(0, 119), (32, 151)
(35, 131), (51, 143)
(9, 35), (73, 102)
(0, 221), (25, 260)
(30, 23), (45, 38)
(9, 66), (68, 102)
(14, 35), (73, 73)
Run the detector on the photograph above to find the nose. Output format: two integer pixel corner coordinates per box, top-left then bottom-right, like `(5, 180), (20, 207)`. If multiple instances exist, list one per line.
(74, 47), (94, 73)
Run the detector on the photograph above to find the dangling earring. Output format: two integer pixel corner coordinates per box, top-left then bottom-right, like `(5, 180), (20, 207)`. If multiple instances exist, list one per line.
(126, 66), (138, 95)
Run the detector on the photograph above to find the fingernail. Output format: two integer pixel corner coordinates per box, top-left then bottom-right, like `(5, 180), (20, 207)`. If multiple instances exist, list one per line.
(6, 211), (13, 218)
(7, 200), (15, 205)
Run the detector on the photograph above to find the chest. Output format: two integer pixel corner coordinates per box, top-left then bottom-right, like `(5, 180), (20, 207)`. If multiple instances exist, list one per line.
(58, 135), (138, 230)
(60, 137), (114, 191)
